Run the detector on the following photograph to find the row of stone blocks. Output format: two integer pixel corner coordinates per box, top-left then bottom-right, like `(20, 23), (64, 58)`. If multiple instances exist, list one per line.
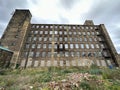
(20, 59), (112, 68)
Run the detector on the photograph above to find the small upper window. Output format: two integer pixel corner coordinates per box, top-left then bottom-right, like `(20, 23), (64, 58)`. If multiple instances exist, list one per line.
(41, 25), (44, 28)
(45, 26), (48, 28)
(73, 26), (76, 29)
(36, 25), (39, 28)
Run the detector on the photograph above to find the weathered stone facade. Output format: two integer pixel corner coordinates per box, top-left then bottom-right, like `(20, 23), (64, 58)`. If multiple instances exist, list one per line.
(0, 9), (119, 68)
(0, 46), (13, 68)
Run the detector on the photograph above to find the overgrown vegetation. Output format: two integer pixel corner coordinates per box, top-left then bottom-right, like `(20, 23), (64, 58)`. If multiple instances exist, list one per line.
(0, 66), (120, 90)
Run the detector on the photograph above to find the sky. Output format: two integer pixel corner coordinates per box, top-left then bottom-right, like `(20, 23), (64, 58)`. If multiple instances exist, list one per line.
(0, 0), (120, 53)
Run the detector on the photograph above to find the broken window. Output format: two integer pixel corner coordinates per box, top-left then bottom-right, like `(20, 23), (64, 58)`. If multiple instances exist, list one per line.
(45, 31), (48, 34)
(70, 44), (74, 49)
(49, 37), (52, 41)
(42, 52), (46, 57)
(36, 52), (40, 57)
(59, 31), (62, 35)
(54, 44), (57, 49)
(103, 51), (109, 57)
(78, 32), (81, 35)
(86, 44), (89, 49)
(89, 38), (92, 41)
(71, 52), (74, 57)
(54, 37), (57, 42)
(59, 51), (64, 56)
(32, 44), (36, 48)
(36, 25), (39, 28)
(76, 52), (80, 57)
(69, 37), (72, 42)
(84, 37), (87, 41)
(87, 32), (90, 35)
(59, 26), (62, 29)
(82, 52), (86, 57)
(69, 32), (72, 35)
(48, 44), (52, 49)
(24, 52), (28, 57)
(73, 26), (76, 29)
(83, 32), (86, 35)
(25, 44), (29, 48)
(29, 51), (34, 57)
(37, 44), (41, 48)
(86, 26), (89, 29)
(68, 26), (71, 29)
(50, 26), (53, 29)
(59, 37), (63, 41)
(41, 25), (44, 28)
(101, 43), (105, 48)
(75, 44), (79, 48)
(54, 31), (58, 34)
(92, 32), (95, 35)
(44, 37), (47, 41)
(35, 31), (38, 34)
(65, 44), (68, 49)
(28, 37), (32, 41)
(96, 31), (100, 35)
(43, 44), (46, 49)
(45, 26), (48, 28)
(96, 44), (99, 48)
(91, 44), (94, 49)
(33, 37), (37, 41)
(48, 52), (51, 57)
(94, 37), (97, 41)
(64, 37), (68, 41)
(55, 26), (57, 29)
(81, 44), (84, 49)
(80, 37), (82, 41)
(60, 44), (63, 49)
(65, 52), (69, 57)
(50, 31), (53, 34)
(64, 31), (67, 35)
(40, 31), (43, 34)
(74, 38), (77, 41)
(39, 37), (42, 41)
(73, 32), (77, 35)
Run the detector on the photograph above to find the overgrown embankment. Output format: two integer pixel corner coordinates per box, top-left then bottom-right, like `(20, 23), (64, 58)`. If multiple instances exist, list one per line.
(0, 66), (120, 90)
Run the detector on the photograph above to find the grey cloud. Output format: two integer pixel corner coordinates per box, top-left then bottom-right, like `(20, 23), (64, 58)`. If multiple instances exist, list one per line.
(0, 0), (28, 22)
(81, 0), (120, 53)
(31, 17), (60, 24)
(0, 0), (28, 37)
(59, 0), (79, 10)
(58, 15), (69, 24)
(83, 0), (120, 23)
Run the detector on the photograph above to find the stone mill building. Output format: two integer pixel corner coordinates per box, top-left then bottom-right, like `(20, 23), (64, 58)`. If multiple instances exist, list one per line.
(0, 9), (120, 68)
